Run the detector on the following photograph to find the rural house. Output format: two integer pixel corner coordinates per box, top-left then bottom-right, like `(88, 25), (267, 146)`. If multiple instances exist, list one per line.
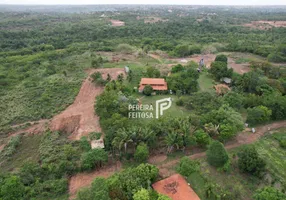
(139, 78), (168, 92)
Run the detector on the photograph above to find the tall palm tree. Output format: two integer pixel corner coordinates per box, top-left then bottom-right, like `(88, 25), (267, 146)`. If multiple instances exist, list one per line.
(112, 128), (133, 154)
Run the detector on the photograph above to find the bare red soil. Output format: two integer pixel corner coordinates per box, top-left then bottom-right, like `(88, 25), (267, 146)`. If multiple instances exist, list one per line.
(69, 161), (122, 199)
(243, 21), (286, 29)
(50, 68), (125, 140)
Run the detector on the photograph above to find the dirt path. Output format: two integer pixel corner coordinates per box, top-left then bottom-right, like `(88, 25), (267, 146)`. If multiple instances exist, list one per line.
(69, 161), (122, 199)
(68, 120), (286, 195)
(50, 68), (125, 140)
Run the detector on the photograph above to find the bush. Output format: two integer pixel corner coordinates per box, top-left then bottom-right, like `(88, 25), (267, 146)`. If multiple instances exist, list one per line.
(0, 135), (22, 158)
(246, 105), (272, 125)
(116, 44), (134, 54)
(134, 143), (149, 163)
(176, 156), (200, 177)
(237, 145), (266, 177)
(206, 141), (229, 168)
(143, 85), (153, 96)
(80, 149), (108, 171)
(215, 54), (228, 63)
(176, 97), (184, 106)
(253, 186), (286, 200)
(194, 129), (211, 147)
(209, 61), (233, 80)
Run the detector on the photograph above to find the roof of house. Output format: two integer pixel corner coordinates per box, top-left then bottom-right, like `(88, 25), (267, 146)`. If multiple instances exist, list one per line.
(152, 174), (200, 200)
(140, 78), (166, 85)
(139, 78), (168, 91)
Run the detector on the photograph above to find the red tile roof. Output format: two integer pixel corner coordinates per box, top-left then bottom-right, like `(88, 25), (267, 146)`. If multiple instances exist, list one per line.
(139, 78), (168, 91)
(152, 174), (200, 200)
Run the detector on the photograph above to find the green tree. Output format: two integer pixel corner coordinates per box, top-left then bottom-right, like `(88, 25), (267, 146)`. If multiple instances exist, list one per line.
(91, 178), (111, 200)
(81, 149), (108, 171)
(134, 143), (149, 163)
(143, 85), (153, 96)
(194, 129), (211, 147)
(174, 45), (190, 57)
(215, 54), (228, 63)
(209, 61), (233, 80)
(238, 145), (266, 177)
(253, 187), (286, 200)
(176, 156), (200, 177)
(171, 64), (185, 73)
(146, 66), (160, 78)
(133, 188), (150, 200)
(246, 105), (272, 125)
(223, 92), (244, 110)
(0, 176), (25, 200)
(206, 141), (229, 168)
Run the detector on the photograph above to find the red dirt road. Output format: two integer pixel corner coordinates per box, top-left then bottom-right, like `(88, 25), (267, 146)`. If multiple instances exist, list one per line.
(50, 68), (125, 140)
(69, 161), (122, 199)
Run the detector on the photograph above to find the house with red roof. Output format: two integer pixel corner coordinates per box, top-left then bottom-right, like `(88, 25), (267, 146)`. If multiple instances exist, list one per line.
(139, 78), (168, 92)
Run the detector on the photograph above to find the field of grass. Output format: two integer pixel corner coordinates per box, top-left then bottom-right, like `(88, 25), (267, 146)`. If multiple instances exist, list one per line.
(0, 134), (43, 172)
(198, 71), (215, 92)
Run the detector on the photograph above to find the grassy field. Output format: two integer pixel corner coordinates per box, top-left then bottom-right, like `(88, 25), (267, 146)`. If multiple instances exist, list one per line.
(198, 71), (215, 92)
(0, 134), (43, 172)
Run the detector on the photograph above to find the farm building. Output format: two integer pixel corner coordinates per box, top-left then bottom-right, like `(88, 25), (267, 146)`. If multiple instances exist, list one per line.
(139, 78), (168, 92)
(152, 174), (200, 200)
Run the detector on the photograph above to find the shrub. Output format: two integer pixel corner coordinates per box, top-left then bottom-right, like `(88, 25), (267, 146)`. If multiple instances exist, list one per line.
(143, 85), (153, 96)
(0, 135), (22, 158)
(206, 141), (229, 168)
(176, 97), (184, 106)
(116, 44), (134, 54)
(79, 136), (91, 152)
(134, 143), (149, 163)
(209, 61), (233, 80)
(215, 54), (228, 63)
(80, 149), (108, 171)
(194, 129), (211, 147)
(253, 186), (286, 200)
(246, 105), (272, 125)
(237, 145), (266, 177)
(176, 156), (200, 177)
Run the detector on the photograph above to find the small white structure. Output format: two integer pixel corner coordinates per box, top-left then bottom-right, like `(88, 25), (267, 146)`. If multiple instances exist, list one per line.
(124, 66), (130, 73)
(91, 138), (105, 149)
(252, 128), (256, 133)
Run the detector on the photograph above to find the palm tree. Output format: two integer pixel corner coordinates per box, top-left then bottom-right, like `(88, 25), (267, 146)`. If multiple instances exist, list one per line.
(112, 128), (133, 154)
(165, 130), (180, 154)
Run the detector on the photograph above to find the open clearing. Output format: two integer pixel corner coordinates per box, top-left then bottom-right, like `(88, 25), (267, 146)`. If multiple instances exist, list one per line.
(109, 19), (125, 26)
(243, 21), (286, 29)
(50, 68), (125, 140)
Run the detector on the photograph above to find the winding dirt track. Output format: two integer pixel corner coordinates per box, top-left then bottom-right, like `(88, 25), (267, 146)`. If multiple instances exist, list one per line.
(68, 120), (286, 197)
(49, 68), (125, 140)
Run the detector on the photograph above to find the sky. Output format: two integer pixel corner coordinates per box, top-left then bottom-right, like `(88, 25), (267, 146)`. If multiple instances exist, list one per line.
(1, 0), (286, 5)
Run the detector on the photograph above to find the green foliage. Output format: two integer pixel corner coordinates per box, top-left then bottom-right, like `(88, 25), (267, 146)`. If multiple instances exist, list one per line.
(215, 54), (228, 63)
(79, 136), (91, 152)
(116, 44), (134, 54)
(0, 176), (25, 200)
(91, 71), (106, 85)
(134, 143), (149, 163)
(145, 66), (160, 78)
(176, 156), (200, 177)
(209, 61), (233, 81)
(238, 145), (266, 177)
(253, 187), (286, 200)
(222, 91), (244, 110)
(194, 129), (211, 147)
(133, 188), (150, 200)
(206, 141), (229, 168)
(143, 85), (153, 96)
(171, 64), (185, 73)
(0, 134), (22, 159)
(107, 163), (159, 200)
(80, 148), (108, 171)
(167, 68), (199, 94)
(247, 105), (272, 125)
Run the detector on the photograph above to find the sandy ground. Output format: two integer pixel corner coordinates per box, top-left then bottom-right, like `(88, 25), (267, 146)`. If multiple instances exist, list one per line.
(110, 19), (125, 26)
(50, 68), (125, 140)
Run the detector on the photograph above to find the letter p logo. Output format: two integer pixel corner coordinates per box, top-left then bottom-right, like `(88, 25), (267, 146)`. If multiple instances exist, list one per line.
(156, 98), (172, 119)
